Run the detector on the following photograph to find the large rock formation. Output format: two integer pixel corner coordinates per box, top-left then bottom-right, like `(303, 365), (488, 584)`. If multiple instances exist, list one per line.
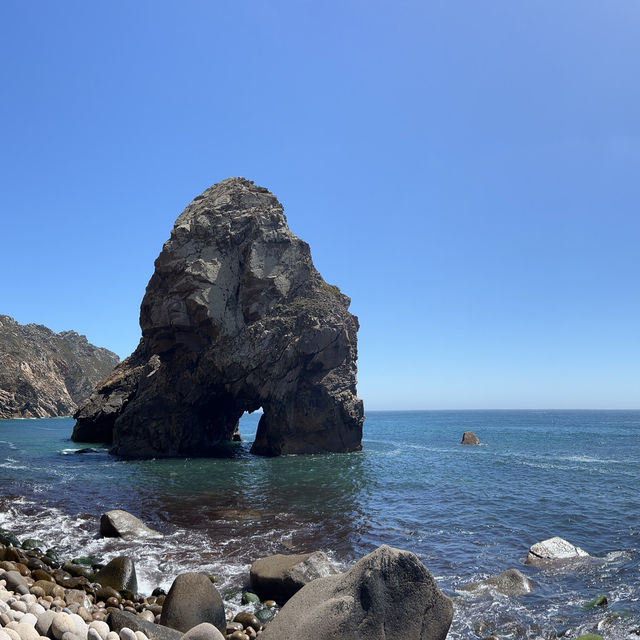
(0, 315), (119, 419)
(72, 178), (364, 457)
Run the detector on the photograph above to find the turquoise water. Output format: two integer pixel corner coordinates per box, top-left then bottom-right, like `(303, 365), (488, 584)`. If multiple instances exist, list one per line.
(1, 410), (639, 639)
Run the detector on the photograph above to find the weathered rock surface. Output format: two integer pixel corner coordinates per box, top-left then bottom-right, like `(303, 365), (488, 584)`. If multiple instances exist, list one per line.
(260, 545), (453, 640)
(0, 315), (119, 419)
(159, 573), (225, 634)
(72, 178), (363, 457)
(525, 536), (589, 565)
(460, 568), (533, 595)
(99, 510), (160, 539)
(249, 551), (339, 603)
(94, 557), (138, 593)
(106, 612), (181, 640)
(461, 431), (480, 445)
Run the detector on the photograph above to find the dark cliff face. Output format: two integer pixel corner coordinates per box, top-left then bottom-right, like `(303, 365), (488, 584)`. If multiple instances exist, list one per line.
(0, 315), (120, 419)
(72, 177), (364, 457)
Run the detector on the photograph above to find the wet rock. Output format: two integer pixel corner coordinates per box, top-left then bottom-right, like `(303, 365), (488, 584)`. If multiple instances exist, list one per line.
(107, 610), (182, 640)
(0, 571), (29, 595)
(180, 623), (225, 640)
(254, 609), (274, 625)
(260, 545), (453, 640)
(249, 551), (339, 603)
(232, 613), (261, 632)
(461, 569), (533, 595)
(99, 511), (160, 539)
(72, 178), (364, 458)
(240, 592), (260, 605)
(94, 558), (137, 594)
(159, 573), (225, 634)
(525, 537), (589, 565)
(461, 431), (480, 445)
(584, 595), (608, 608)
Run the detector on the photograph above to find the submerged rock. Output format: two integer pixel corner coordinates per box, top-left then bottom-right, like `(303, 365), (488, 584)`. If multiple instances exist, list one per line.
(525, 536), (589, 565)
(460, 568), (533, 595)
(99, 510), (160, 539)
(260, 545), (453, 640)
(72, 178), (363, 457)
(249, 551), (339, 603)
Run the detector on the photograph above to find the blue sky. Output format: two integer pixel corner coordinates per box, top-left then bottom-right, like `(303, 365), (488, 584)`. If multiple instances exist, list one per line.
(1, 1), (638, 409)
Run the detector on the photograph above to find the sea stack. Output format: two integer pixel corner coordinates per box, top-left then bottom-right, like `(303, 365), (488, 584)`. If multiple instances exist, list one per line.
(72, 178), (364, 457)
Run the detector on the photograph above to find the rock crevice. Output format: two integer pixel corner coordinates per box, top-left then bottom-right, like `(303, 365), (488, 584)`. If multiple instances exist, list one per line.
(72, 178), (364, 457)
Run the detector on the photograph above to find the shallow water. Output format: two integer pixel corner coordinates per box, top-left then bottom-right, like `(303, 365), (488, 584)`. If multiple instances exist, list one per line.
(1, 410), (639, 638)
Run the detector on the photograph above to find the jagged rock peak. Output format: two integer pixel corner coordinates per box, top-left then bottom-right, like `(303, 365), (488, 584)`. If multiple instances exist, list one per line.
(0, 315), (119, 419)
(73, 178), (364, 457)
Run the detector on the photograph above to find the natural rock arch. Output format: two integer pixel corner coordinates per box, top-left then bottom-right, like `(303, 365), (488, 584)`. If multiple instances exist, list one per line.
(72, 178), (364, 457)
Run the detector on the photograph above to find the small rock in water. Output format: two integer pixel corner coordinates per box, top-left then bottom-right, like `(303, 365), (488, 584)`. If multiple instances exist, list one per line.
(99, 511), (160, 540)
(461, 431), (480, 445)
(94, 558), (137, 593)
(525, 537), (589, 565)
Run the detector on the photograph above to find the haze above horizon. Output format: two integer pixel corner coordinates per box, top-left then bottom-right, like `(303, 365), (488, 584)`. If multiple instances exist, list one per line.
(1, 1), (638, 410)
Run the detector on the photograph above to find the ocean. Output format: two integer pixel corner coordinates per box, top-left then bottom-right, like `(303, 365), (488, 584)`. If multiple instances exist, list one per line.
(1, 410), (638, 639)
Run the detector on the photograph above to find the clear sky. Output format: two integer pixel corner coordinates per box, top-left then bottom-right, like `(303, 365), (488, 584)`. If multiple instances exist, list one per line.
(1, 1), (638, 409)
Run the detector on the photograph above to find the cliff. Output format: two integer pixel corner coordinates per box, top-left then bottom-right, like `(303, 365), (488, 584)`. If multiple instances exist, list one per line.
(72, 177), (364, 456)
(0, 315), (119, 419)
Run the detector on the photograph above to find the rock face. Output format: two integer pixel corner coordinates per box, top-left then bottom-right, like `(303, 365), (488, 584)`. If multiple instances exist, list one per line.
(72, 178), (364, 457)
(260, 545), (453, 640)
(249, 551), (339, 603)
(0, 315), (119, 419)
(525, 536), (589, 565)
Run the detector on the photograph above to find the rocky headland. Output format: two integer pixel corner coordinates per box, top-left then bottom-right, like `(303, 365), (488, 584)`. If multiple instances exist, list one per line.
(72, 178), (364, 457)
(0, 317), (119, 419)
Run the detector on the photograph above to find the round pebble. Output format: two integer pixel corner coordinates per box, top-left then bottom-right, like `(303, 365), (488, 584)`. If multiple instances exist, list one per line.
(87, 631), (101, 640)
(14, 623), (39, 640)
(19, 595), (36, 605)
(105, 633), (119, 640)
(61, 633), (83, 640)
(88, 622), (109, 640)
(0, 630), (12, 640)
(27, 604), (45, 616)
(51, 612), (76, 640)
(229, 632), (249, 640)
(2, 629), (21, 640)
(19, 613), (38, 627)
(35, 610), (57, 636)
(133, 633), (148, 640)
(10, 601), (28, 614)
(119, 629), (137, 640)
(136, 611), (154, 623)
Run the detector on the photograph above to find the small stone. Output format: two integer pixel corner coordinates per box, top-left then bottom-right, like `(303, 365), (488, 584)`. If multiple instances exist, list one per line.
(14, 623), (39, 640)
(133, 633), (147, 640)
(180, 623), (224, 640)
(61, 633), (83, 640)
(87, 631), (102, 640)
(241, 592), (260, 605)
(27, 604), (45, 616)
(88, 622), (109, 640)
(35, 610), (57, 636)
(233, 613), (261, 632)
(105, 634), (119, 640)
(262, 601), (276, 609)
(226, 624), (243, 634)
(118, 628), (137, 640)
(19, 613), (38, 626)
(2, 629), (20, 640)
(10, 601), (28, 613)
(253, 609), (273, 626)
(228, 633), (248, 640)
(51, 613), (76, 640)
(136, 611), (154, 623)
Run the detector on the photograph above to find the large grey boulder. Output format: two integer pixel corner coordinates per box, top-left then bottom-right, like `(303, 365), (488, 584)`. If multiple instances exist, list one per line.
(260, 545), (453, 640)
(72, 178), (363, 457)
(249, 551), (339, 603)
(159, 573), (225, 634)
(460, 568), (533, 595)
(99, 510), (160, 539)
(525, 537), (589, 565)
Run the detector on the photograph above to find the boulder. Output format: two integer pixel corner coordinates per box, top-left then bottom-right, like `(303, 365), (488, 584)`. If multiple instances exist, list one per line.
(94, 557), (138, 593)
(72, 178), (364, 457)
(461, 431), (480, 445)
(525, 537), (589, 565)
(106, 612), (181, 640)
(99, 511), (160, 539)
(460, 569), (533, 595)
(159, 573), (225, 634)
(260, 545), (453, 640)
(249, 551), (339, 603)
